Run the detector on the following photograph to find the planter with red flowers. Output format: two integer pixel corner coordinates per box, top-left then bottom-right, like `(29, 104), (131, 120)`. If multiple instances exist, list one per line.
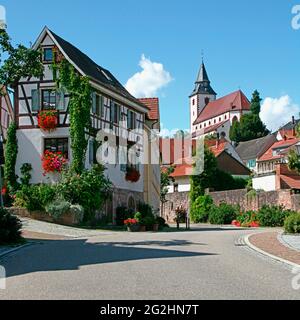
(42, 150), (67, 176)
(38, 110), (58, 132)
(125, 166), (140, 183)
(124, 218), (140, 232)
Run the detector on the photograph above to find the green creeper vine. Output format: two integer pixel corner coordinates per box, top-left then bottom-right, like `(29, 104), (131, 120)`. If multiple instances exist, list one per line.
(53, 59), (92, 174)
(4, 122), (18, 192)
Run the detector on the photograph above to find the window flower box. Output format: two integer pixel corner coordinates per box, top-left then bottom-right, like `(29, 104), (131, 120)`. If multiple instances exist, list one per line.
(41, 150), (67, 175)
(38, 110), (58, 132)
(125, 166), (140, 183)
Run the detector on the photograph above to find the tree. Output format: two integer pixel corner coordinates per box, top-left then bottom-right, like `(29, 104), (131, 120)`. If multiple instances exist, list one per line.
(160, 166), (175, 204)
(0, 30), (43, 88)
(0, 30), (44, 194)
(288, 148), (300, 173)
(4, 122), (18, 192)
(250, 90), (262, 114)
(229, 90), (269, 143)
(190, 145), (217, 202)
(190, 145), (248, 203)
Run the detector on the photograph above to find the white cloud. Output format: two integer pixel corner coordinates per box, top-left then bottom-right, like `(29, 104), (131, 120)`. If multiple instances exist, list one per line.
(125, 54), (173, 98)
(260, 95), (300, 132)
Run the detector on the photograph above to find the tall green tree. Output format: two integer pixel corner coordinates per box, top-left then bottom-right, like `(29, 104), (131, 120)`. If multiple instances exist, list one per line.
(229, 90), (269, 143)
(0, 30), (43, 88)
(190, 145), (217, 202)
(250, 90), (262, 114)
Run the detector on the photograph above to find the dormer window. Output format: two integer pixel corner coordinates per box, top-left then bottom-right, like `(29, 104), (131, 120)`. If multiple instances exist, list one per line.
(43, 47), (53, 63)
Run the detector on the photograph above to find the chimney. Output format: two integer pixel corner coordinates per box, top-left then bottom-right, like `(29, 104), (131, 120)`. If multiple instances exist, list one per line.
(216, 133), (220, 148)
(292, 116), (296, 137)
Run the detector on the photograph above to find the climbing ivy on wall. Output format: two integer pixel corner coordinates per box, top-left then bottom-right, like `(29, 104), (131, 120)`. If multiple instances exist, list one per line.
(4, 122), (18, 192)
(53, 59), (92, 174)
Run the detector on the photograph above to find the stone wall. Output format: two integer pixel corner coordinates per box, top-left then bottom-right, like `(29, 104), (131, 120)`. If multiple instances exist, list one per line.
(162, 192), (190, 222)
(8, 207), (83, 226)
(162, 189), (300, 222)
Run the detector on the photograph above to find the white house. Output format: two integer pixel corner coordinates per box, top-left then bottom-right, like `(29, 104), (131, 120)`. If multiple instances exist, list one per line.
(13, 26), (160, 218)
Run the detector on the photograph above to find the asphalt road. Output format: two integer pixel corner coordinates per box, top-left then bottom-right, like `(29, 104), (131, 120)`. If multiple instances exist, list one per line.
(0, 227), (299, 300)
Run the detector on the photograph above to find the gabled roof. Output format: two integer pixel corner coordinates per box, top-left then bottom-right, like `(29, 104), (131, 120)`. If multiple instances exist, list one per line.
(190, 62), (217, 97)
(138, 98), (160, 121)
(207, 138), (227, 157)
(33, 27), (147, 111)
(193, 90), (250, 125)
(258, 138), (300, 162)
(236, 134), (277, 161)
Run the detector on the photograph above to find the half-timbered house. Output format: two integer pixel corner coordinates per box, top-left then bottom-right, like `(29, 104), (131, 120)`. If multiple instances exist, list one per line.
(14, 27), (160, 219)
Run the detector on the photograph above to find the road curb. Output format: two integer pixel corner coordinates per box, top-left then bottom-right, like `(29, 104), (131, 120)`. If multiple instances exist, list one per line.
(0, 243), (33, 259)
(244, 233), (300, 269)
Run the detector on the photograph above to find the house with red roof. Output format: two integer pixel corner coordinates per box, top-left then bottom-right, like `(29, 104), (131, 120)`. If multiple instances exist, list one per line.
(253, 136), (300, 191)
(190, 62), (251, 140)
(160, 136), (250, 193)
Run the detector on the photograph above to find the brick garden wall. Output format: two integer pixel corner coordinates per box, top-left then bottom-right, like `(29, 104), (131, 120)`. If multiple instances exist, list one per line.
(162, 189), (300, 222)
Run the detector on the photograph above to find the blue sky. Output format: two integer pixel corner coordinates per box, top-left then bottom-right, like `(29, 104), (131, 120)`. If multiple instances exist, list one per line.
(1, 0), (300, 132)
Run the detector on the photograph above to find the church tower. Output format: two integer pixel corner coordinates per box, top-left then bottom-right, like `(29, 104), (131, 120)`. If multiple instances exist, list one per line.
(189, 61), (217, 132)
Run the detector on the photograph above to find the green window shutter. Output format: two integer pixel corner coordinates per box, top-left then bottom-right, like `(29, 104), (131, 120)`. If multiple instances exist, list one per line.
(31, 89), (40, 111)
(56, 88), (65, 111)
(100, 96), (104, 117)
(128, 111), (132, 129)
(111, 102), (115, 123)
(89, 139), (94, 164)
(92, 92), (97, 113)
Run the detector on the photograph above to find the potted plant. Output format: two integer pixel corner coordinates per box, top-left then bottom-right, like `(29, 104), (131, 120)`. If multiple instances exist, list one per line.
(38, 110), (58, 132)
(124, 218), (140, 232)
(125, 166), (140, 183)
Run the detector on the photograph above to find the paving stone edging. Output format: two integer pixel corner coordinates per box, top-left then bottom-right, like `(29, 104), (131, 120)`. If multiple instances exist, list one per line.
(278, 232), (300, 252)
(244, 233), (300, 268)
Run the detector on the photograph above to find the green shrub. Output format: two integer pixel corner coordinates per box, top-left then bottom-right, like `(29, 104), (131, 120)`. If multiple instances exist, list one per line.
(14, 184), (56, 211)
(237, 210), (258, 224)
(134, 212), (143, 222)
(284, 213), (300, 234)
(156, 216), (168, 228)
(20, 163), (32, 186)
(209, 202), (238, 225)
(46, 200), (71, 220)
(58, 165), (112, 221)
(137, 202), (153, 217)
(190, 195), (213, 223)
(0, 207), (22, 244)
(37, 184), (56, 207)
(142, 215), (156, 230)
(257, 205), (291, 227)
(116, 207), (131, 226)
(69, 204), (84, 221)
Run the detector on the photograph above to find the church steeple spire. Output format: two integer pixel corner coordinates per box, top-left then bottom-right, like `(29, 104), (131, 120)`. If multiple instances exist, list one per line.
(190, 61), (217, 96)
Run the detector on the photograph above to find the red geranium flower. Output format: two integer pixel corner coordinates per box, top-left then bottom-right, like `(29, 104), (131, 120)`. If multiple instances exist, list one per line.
(38, 110), (58, 132)
(41, 150), (67, 175)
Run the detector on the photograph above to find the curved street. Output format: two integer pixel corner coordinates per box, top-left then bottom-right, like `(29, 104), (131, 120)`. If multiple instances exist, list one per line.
(0, 226), (299, 300)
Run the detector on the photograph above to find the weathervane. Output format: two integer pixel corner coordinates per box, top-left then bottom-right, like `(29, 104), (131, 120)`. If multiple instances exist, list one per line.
(201, 50), (204, 63)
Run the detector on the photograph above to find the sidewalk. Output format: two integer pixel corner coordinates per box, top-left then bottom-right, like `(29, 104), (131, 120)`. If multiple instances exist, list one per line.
(247, 231), (300, 266)
(21, 217), (117, 238)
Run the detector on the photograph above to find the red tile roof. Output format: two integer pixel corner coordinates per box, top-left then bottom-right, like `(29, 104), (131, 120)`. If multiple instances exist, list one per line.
(258, 138), (300, 162)
(138, 98), (159, 121)
(170, 162), (193, 178)
(280, 175), (300, 189)
(193, 90), (250, 125)
(207, 139), (227, 157)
